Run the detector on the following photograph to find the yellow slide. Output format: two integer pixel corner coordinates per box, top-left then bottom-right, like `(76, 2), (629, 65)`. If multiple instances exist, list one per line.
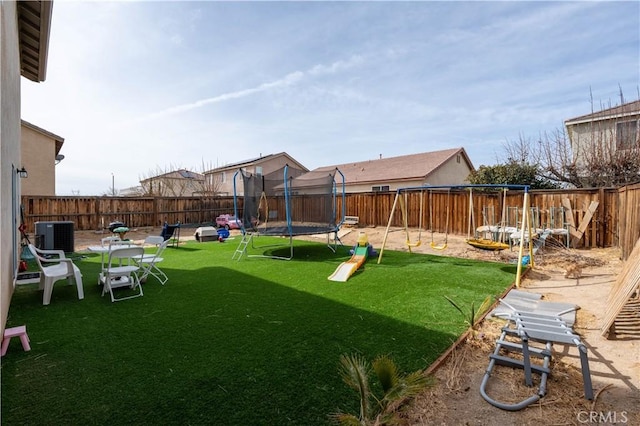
(328, 246), (369, 282)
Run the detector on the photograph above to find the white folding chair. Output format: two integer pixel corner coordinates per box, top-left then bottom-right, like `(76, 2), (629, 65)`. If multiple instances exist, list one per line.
(101, 236), (121, 246)
(95, 236), (135, 285)
(134, 237), (170, 285)
(102, 246), (145, 302)
(102, 236), (136, 249)
(28, 244), (84, 305)
(142, 235), (165, 248)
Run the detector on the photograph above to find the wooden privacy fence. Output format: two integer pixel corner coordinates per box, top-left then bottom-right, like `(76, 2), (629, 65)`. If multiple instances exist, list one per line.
(337, 188), (620, 249)
(21, 185), (638, 253)
(617, 182), (640, 260)
(21, 196), (239, 232)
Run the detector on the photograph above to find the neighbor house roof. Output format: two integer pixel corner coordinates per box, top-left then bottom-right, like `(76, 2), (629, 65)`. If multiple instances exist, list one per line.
(309, 148), (473, 185)
(565, 100), (640, 126)
(18, 1), (53, 82)
(204, 152), (308, 174)
(140, 169), (204, 182)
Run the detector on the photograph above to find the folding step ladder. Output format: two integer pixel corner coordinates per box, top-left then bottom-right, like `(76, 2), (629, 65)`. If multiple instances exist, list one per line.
(232, 232), (254, 260)
(480, 300), (593, 411)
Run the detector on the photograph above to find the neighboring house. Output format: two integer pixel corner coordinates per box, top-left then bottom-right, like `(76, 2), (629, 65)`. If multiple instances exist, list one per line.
(565, 100), (640, 169)
(1, 1), (54, 332)
(139, 169), (205, 197)
(307, 147), (475, 193)
(20, 120), (65, 196)
(204, 152), (308, 196)
(119, 185), (144, 197)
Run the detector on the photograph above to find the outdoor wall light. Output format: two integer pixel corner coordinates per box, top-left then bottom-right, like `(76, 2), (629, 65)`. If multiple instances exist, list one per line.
(55, 154), (65, 165)
(17, 167), (28, 178)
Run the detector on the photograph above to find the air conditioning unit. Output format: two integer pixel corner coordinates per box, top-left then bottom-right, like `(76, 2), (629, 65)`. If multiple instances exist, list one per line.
(35, 221), (75, 253)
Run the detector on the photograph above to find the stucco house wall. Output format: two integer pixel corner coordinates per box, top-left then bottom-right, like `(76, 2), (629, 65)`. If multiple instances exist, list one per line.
(565, 100), (640, 169)
(1, 1), (53, 333)
(424, 153), (473, 186)
(1, 0), (23, 333)
(20, 120), (64, 196)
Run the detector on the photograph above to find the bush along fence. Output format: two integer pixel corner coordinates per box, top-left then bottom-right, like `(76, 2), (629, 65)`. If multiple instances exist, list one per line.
(21, 184), (639, 256)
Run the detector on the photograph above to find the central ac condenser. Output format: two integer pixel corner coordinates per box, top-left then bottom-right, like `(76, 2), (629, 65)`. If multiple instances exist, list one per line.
(35, 221), (75, 253)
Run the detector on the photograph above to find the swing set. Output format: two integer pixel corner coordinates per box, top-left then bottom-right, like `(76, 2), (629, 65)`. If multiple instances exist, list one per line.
(377, 184), (534, 288)
(396, 189), (451, 250)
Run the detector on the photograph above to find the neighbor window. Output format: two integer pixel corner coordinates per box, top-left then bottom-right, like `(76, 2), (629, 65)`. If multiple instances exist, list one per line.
(616, 120), (639, 150)
(372, 185), (390, 192)
(221, 172), (226, 183)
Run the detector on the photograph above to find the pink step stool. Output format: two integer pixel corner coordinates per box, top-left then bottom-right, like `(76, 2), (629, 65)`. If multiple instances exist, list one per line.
(1, 325), (31, 356)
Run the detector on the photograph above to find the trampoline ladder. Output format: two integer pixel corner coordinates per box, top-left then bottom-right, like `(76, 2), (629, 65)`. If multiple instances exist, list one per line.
(233, 232), (254, 260)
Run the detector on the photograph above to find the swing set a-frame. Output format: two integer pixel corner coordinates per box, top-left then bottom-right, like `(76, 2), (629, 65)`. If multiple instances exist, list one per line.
(377, 184), (534, 288)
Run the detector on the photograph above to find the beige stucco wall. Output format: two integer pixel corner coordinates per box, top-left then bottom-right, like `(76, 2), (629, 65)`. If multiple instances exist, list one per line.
(426, 155), (474, 186)
(1, 1), (23, 332)
(345, 179), (424, 193)
(21, 123), (57, 196)
(567, 120), (617, 169)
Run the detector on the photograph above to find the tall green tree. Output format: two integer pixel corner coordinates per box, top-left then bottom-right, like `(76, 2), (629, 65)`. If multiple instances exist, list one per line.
(467, 160), (558, 189)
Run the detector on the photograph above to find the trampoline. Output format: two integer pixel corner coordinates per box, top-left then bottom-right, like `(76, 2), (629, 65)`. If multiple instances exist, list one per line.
(232, 165), (345, 259)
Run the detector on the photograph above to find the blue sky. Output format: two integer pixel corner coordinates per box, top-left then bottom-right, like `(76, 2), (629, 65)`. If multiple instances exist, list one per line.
(21, 1), (640, 196)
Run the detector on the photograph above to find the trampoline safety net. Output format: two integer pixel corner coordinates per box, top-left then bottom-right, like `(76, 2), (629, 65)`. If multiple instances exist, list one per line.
(239, 165), (340, 236)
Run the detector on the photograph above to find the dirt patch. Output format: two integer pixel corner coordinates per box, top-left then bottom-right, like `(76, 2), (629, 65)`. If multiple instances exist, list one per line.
(74, 226), (639, 424)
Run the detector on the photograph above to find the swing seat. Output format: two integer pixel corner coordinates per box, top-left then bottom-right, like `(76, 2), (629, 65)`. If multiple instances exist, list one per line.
(430, 241), (447, 250)
(406, 240), (422, 248)
(466, 238), (509, 251)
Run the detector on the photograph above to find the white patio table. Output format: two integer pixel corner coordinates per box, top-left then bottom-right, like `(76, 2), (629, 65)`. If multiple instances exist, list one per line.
(87, 241), (141, 285)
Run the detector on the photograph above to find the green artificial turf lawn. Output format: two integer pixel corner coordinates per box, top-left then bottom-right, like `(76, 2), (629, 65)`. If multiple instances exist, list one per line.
(1, 237), (516, 425)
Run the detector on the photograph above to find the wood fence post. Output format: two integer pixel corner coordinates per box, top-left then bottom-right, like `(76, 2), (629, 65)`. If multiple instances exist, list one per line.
(94, 197), (100, 231)
(598, 188), (605, 248)
(153, 196), (159, 227)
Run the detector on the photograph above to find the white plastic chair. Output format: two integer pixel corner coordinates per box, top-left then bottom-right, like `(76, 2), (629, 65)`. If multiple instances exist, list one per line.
(28, 244), (84, 306)
(102, 246), (145, 302)
(133, 237), (170, 285)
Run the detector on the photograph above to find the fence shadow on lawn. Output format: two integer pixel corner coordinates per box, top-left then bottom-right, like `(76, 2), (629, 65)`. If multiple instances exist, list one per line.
(2, 240), (514, 425)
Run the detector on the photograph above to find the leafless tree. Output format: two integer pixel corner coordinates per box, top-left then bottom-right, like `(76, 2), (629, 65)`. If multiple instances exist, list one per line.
(502, 92), (640, 188)
(138, 160), (224, 197)
(197, 160), (224, 196)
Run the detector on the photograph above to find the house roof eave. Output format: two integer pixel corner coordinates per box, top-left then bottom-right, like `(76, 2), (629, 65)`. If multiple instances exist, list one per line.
(564, 100), (640, 126)
(18, 1), (53, 82)
(204, 152), (309, 174)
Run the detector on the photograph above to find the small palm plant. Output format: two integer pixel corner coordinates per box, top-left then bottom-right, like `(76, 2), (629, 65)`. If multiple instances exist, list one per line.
(444, 295), (494, 332)
(331, 353), (432, 425)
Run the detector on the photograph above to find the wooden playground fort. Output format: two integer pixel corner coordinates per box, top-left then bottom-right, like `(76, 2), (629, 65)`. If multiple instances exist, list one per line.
(376, 184), (537, 288)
